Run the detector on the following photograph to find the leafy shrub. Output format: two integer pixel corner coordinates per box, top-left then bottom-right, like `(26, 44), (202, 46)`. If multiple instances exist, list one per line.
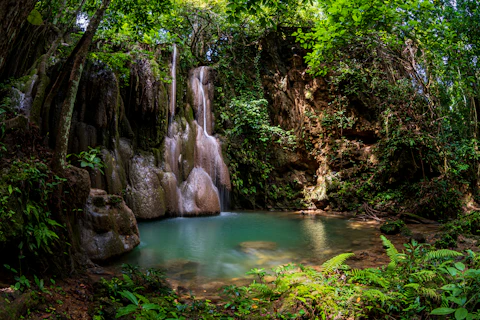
(0, 160), (66, 263)
(222, 95), (297, 208)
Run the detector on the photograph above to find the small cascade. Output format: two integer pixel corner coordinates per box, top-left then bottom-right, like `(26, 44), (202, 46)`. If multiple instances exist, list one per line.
(11, 74), (38, 118)
(168, 44), (178, 126)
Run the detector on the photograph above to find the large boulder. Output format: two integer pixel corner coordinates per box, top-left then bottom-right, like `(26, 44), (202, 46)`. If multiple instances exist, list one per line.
(126, 155), (167, 219)
(79, 189), (140, 261)
(181, 167), (220, 216)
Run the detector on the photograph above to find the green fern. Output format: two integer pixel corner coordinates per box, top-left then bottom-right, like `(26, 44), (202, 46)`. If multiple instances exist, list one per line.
(410, 270), (437, 283)
(380, 235), (404, 269)
(249, 282), (274, 298)
(361, 289), (390, 306)
(425, 249), (463, 261)
(349, 268), (390, 288)
(404, 283), (440, 300)
(418, 287), (440, 300)
(321, 253), (354, 274)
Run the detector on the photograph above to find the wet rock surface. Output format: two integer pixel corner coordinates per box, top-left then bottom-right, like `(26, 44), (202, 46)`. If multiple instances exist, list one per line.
(126, 155), (167, 219)
(79, 189), (140, 261)
(239, 241), (278, 252)
(66, 62), (230, 217)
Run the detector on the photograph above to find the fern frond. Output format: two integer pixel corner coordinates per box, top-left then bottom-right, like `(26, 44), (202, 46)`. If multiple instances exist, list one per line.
(321, 253), (354, 274)
(349, 268), (390, 288)
(404, 283), (440, 300)
(380, 235), (402, 269)
(425, 249), (463, 261)
(249, 282), (274, 298)
(361, 289), (390, 306)
(410, 270), (437, 283)
(418, 287), (440, 300)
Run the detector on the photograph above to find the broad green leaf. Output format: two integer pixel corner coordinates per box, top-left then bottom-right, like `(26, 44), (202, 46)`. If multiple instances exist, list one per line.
(454, 262), (465, 271)
(119, 290), (138, 305)
(442, 284), (459, 291)
(115, 304), (138, 318)
(447, 267), (458, 276)
(27, 9), (43, 25)
(431, 307), (456, 315)
(455, 308), (468, 320)
(142, 303), (161, 310)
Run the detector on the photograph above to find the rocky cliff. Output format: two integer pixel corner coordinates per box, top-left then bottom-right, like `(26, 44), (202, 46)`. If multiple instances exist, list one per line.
(258, 30), (382, 211)
(62, 57), (230, 219)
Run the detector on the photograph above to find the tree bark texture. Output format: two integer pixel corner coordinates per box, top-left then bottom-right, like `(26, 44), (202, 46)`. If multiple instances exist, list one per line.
(0, 0), (37, 75)
(52, 0), (111, 173)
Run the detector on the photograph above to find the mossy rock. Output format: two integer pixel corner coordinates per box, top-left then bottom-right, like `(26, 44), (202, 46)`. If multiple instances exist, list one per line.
(0, 291), (38, 320)
(92, 196), (106, 207)
(380, 220), (405, 235)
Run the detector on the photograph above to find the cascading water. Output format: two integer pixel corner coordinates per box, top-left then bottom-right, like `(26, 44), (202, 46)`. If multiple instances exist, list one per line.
(169, 44), (177, 125)
(192, 66), (231, 211)
(164, 44), (184, 215)
(163, 62), (231, 216)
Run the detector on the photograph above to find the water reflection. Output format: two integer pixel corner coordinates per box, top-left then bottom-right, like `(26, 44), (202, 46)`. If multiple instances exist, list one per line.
(300, 218), (327, 257)
(114, 211), (376, 283)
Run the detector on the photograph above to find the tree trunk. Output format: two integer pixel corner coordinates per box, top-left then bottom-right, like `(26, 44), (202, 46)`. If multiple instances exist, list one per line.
(0, 0), (37, 76)
(51, 0), (111, 173)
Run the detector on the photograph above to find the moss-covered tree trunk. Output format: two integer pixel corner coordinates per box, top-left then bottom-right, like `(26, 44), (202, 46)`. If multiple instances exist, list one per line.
(0, 0), (37, 75)
(52, 0), (111, 173)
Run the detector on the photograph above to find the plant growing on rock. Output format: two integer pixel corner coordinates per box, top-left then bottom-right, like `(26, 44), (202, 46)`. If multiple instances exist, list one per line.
(67, 146), (104, 174)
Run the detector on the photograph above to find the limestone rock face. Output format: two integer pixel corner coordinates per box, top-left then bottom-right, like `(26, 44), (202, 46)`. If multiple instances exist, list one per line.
(64, 59), (230, 218)
(80, 189), (140, 261)
(258, 30), (382, 210)
(126, 155), (166, 219)
(65, 166), (91, 209)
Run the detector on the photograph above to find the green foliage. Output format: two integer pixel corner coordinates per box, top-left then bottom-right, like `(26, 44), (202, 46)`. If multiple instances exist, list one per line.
(282, 0), (480, 219)
(380, 220), (405, 235)
(27, 8), (43, 26)
(447, 212), (480, 236)
(321, 252), (354, 274)
(100, 0), (172, 41)
(95, 264), (224, 320)
(225, 237), (480, 319)
(222, 95), (297, 208)
(380, 235), (403, 270)
(115, 290), (170, 319)
(89, 52), (132, 86)
(226, 0), (314, 28)
(67, 146), (104, 174)
(435, 212), (480, 249)
(0, 160), (66, 263)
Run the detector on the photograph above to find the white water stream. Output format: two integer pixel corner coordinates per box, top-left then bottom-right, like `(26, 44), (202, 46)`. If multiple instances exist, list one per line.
(169, 44), (177, 123)
(163, 64), (230, 215)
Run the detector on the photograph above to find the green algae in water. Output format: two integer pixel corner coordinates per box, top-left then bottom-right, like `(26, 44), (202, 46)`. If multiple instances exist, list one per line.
(116, 211), (377, 281)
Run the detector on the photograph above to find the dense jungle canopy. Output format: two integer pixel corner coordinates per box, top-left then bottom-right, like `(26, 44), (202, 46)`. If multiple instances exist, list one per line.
(0, 0), (480, 318)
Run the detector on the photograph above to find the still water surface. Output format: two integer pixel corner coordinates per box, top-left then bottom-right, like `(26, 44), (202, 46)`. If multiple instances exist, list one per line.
(115, 211), (377, 282)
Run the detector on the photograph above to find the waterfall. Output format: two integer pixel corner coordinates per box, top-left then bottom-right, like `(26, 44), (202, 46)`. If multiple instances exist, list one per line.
(164, 44), (184, 215)
(199, 67), (208, 134)
(163, 66), (231, 216)
(169, 44), (177, 125)
(192, 66), (231, 211)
